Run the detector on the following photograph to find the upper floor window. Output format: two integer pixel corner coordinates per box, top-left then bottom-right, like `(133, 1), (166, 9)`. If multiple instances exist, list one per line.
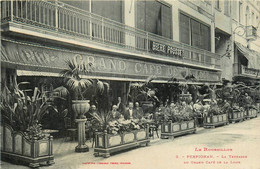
(205, 0), (211, 5)
(224, 0), (230, 16)
(61, 0), (123, 23)
(136, 0), (172, 39)
(179, 13), (211, 51)
(252, 12), (255, 25)
(215, 0), (220, 9)
(246, 6), (250, 26)
(239, 2), (243, 23)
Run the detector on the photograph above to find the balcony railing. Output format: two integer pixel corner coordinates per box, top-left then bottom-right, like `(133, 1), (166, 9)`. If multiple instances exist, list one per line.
(241, 65), (260, 77)
(246, 25), (257, 40)
(1, 0), (220, 69)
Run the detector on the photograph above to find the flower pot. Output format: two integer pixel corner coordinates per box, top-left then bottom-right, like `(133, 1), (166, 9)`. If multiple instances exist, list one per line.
(72, 100), (90, 119)
(161, 120), (196, 139)
(1, 124), (54, 168)
(94, 126), (150, 158)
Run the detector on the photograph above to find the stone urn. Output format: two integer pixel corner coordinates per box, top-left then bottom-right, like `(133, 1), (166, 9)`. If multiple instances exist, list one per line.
(72, 100), (90, 119)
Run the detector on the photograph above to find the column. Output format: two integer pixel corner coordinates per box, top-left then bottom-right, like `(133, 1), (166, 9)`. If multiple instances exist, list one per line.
(75, 119), (89, 152)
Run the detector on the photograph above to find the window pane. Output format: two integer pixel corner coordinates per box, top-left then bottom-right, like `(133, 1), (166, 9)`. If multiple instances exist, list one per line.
(179, 13), (190, 45)
(191, 19), (200, 48)
(224, 0), (230, 16)
(200, 24), (211, 51)
(161, 5), (172, 39)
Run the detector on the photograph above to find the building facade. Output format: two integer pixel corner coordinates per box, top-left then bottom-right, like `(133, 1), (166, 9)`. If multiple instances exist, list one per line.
(1, 0), (259, 104)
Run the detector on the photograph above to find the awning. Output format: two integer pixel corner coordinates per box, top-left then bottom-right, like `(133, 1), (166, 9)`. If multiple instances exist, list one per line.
(235, 42), (260, 69)
(2, 38), (221, 83)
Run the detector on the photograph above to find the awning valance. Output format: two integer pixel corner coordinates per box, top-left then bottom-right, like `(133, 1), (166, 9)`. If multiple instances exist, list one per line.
(235, 42), (260, 70)
(1, 39), (221, 83)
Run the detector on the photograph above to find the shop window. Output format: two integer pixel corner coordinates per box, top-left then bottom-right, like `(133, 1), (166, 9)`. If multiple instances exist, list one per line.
(136, 0), (172, 39)
(179, 13), (211, 51)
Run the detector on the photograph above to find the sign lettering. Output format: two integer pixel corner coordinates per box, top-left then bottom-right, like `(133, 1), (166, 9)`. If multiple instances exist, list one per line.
(150, 41), (184, 57)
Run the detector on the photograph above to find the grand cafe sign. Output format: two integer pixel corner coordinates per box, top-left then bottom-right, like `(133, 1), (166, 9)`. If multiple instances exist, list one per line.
(2, 41), (220, 82)
(73, 54), (220, 81)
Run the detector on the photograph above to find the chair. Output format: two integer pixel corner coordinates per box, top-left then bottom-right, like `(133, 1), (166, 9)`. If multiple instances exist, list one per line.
(64, 117), (77, 141)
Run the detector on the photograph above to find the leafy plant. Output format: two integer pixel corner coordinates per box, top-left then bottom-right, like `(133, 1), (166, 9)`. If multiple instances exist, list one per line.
(60, 60), (93, 100)
(128, 76), (159, 103)
(0, 82), (58, 140)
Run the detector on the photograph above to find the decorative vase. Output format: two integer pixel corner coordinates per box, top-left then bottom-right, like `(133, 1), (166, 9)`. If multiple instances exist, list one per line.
(72, 100), (90, 119)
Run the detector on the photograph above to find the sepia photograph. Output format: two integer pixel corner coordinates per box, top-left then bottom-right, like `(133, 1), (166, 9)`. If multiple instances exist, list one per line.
(1, 0), (260, 168)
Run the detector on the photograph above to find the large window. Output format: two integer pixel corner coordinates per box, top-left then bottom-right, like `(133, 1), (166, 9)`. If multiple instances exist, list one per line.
(179, 13), (211, 51)
(136, 0), (172, 39)
(62, 0), (123, 23)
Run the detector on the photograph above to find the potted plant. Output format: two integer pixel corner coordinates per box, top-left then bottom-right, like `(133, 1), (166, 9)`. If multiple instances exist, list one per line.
(161, 102), (196, 139)
(203, 100), (229, 128)
(1, 81), (57, 168)
(90, 83), (150, 158)
(128, 76), (159, 114)
(60, 60), (93, 119)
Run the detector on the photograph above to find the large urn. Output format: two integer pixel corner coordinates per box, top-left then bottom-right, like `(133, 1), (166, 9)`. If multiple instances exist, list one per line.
(72, 100), (90, 119)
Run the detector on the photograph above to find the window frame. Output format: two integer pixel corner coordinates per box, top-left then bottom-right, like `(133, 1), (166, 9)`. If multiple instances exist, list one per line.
(179, 11), (211, 51)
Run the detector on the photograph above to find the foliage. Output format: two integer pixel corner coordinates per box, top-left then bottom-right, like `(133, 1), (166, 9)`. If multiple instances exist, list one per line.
(128, 76), (159, 103)
(88, 80), (111, 132)
(0, 82), (58, 140)
(107, 118), (150, 135)
(60, 60), (93, 100)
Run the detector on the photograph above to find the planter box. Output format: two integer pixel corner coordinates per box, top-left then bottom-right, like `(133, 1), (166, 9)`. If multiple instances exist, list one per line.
(94, 126), (150, 158)
(245, 109), (258, 119)
(1, 124), (54, 168)
(204, 114), (228, 128)
(228, 110), (244, 123)
(161, 120), (196, 139)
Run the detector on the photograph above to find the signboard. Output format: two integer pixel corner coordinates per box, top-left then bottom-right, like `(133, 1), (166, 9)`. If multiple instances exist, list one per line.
(150, 41), (184, 57)
(2, 40), (220, 82)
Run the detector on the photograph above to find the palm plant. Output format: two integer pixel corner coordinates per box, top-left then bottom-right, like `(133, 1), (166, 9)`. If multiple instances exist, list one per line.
(89, 81), (111, 132)
(60, 60), (93, 100)
(128, 75), (159, 103)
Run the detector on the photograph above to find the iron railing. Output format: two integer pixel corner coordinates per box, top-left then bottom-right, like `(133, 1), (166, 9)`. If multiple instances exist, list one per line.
(1, 0), (221, 69)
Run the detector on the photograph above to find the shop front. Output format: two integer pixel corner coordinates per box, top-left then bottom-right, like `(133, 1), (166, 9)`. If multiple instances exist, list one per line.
(1, 38), (222, 128)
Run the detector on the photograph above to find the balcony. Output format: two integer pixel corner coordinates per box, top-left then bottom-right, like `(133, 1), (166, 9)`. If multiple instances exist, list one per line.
(241, 65), (260, 78)
(1, 0), (220, 70)
(246, 25), (257, 41)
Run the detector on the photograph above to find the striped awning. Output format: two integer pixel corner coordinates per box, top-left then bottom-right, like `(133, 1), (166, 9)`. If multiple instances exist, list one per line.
(235, 42), (260, 70)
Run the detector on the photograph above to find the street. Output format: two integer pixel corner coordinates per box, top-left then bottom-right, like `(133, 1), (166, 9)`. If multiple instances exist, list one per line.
(2, 117), (260, 169)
